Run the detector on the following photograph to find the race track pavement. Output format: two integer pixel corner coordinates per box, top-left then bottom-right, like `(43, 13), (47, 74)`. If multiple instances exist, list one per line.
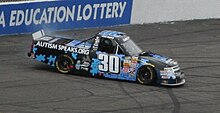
(0, 19), (220, 113)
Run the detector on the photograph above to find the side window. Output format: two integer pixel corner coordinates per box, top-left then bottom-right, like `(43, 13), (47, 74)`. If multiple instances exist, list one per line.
(98, 38), (117, 54)
(116, 46), (124, 55)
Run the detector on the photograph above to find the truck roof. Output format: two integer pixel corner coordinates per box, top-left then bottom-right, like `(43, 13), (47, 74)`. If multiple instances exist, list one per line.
(98, 30), (126, 39)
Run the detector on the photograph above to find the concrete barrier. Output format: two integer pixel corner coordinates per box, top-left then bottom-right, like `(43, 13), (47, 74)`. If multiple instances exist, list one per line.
(131, 0), (220, 24)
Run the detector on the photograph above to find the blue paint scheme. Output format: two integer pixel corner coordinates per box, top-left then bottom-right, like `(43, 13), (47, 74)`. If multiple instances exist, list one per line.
(66, 40), (81, 46)
(103, 72), (136, 81)
(90, 53), (141, 81)
(150, 53), (169, 63)
(140, 59), (149, 65)
(32, 40), (147, 82)
(67, 40), (92, 49)
(103, 54), (137, 81)
(29, 30), (184, 86)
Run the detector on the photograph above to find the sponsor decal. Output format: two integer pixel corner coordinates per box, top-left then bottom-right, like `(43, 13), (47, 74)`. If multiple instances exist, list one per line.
(122, 56), (138, 75)
(123, 57), (131, 73)
(130, 56), (138, 75)
(75, 56), (91, 71)
(92, 36), (100, 50)
(75, 60), (81, 70)
(122, 36), (129, 42)
(35, 41), (89, 55)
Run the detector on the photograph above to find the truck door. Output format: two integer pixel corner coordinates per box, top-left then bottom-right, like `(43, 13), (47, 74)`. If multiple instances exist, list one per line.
(95, 37), (124, 76)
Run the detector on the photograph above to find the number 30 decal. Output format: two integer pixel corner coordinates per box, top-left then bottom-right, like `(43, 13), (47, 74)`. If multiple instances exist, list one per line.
(98, 54), (120, 73)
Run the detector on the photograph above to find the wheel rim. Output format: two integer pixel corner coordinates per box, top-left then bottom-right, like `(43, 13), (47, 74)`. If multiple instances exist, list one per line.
(57, 56), (72, 72)
(140, 69), (152, 81)
(138, 67), (154, 84)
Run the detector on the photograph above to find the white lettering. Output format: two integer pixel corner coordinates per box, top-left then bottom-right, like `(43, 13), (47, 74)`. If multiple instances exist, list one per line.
(83, 4), (92, 21)
(66, 5), (75, 22)
(0, 12), (5, 27)
(77, 5), (82, 21)
(57, 6), (66, 23)
(36, 41), (89, 55)
(16, 10), (24, 26)
(36, 41), (41, 46)
(47, 7), (54, 23)
(33, 8), (40, 25)
(112, 2), (119, 18)
(93, 4), (99, 19)
(9, 10), (16, 26)
(39, 9), (48, 24)
(100, 3), (106, 19)
(6, 2), (127, 27)
(53, 7), (58, 23)
(119, 2), (126, 17)
(106, 3), (112, 18)
(25, 9), (33, 25)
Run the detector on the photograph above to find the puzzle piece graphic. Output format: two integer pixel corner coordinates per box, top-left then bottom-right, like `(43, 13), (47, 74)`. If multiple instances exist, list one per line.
(33, 46), (37, 54)
(90, 58), (100, 76)
(71, 53), (78, 59)
(36, 54), (46, 62)
(47, 55), (57, 66)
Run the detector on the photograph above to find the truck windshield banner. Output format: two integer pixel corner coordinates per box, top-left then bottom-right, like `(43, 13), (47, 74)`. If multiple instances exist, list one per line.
(0, 0), (133, 35)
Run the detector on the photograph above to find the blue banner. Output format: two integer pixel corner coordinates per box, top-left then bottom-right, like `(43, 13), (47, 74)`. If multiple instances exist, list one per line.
(0, 0), (133, 35)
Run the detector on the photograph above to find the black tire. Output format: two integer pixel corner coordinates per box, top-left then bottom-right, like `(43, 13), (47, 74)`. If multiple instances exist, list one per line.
(137, 66), (156, 85)
(55, 55), (74, 74)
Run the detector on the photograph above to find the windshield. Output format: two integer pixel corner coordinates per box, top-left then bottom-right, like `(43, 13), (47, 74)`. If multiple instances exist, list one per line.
(121, 39), (142, 56)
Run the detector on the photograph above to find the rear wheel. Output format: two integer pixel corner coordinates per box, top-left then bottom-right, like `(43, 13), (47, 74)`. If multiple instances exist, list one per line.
(55, 55), (74, 74)
(137, 66), (156, 85)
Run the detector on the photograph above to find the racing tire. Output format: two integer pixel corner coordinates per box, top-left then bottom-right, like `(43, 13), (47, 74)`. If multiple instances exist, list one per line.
(55, 54), (74, 74)
(137, 66), (156, 85)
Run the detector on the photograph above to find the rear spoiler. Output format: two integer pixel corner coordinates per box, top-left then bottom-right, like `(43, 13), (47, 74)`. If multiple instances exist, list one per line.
(32, 30), (45, 40)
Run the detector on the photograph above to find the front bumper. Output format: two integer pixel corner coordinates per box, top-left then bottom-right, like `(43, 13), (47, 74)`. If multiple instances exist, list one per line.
(160, 71), (186, 86)
(161, 78), (185, 86)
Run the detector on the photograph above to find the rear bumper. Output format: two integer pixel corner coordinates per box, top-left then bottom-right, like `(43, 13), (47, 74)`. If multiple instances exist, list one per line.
(28, 52), (31, 57)
(27, 52), (35, 58)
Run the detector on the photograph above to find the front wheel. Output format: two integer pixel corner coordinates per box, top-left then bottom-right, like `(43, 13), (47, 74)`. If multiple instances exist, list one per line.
(137, 66), (156, 85)
(55, 55), (74, 74)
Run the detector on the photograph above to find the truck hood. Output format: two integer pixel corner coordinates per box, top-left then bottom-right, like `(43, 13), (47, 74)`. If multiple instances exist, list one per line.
(139, 52), (178, 67)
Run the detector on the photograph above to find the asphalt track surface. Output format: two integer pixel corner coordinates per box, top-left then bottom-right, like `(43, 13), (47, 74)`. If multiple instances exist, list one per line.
(0, 19), (220, 113)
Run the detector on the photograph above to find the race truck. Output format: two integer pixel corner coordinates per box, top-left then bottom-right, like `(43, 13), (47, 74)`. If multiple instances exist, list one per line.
(28, 30), (185, 86)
